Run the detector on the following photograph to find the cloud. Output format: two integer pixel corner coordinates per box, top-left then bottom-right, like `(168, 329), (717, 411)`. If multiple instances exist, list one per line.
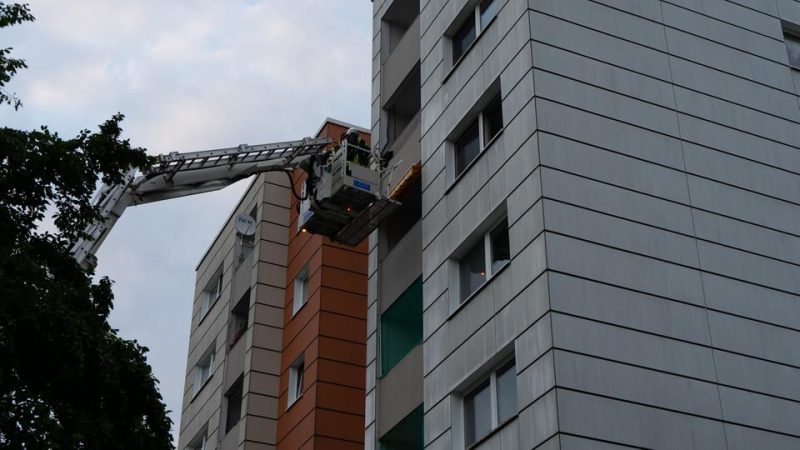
(1, 0), (371, 443)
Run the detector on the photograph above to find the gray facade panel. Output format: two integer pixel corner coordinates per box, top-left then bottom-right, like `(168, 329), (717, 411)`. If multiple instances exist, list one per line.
(377, 0), (800, 448)
(550, 313), (718, 381)
(554, 350), (723, 419)
(724, 423), (800, 450)
(702, 273), (800, 330)
(548, 272), (712, 345)
(557, 389), (727, 450)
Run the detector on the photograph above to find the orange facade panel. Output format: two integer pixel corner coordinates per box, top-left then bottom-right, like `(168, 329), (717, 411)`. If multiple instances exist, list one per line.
(276, 120), (369, 450)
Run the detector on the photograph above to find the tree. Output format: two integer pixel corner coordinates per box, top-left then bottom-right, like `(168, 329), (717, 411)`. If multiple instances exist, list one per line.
(0, 3), (173, 448)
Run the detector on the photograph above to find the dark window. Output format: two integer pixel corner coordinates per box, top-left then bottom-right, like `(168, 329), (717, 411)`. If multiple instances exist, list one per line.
(225, 376), (243, 433)
(228, 290), (249, 349)
(380, 278), (423, 376)
(465, 380), (492, 446)
(496, 361), (518, 424)
(294, 363), (304, 397)
(385, 176), (422, 252)
(452, 0), (499, 65)
(483, 95), (504, 145)
(479, 0), (499, 29)
(785, 30), (800, 69)
(454, 120), (481, 178)
(459, 238), (486, 302)
(453, 17), (477, 63)
(457, 212), (510, 303)
(463, 358), (517, 447)
(489, 217), (510, 274)
(452, 93), (503, 181)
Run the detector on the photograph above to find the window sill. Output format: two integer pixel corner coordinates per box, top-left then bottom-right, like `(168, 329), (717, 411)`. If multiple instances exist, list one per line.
(449, 261), (510, 320)
(442, 16), (498, 84)
(445, 128), (504, 196)
(466, 414), (519, 450)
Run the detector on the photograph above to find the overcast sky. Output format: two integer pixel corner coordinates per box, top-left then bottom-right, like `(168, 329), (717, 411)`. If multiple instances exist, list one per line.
(0, 0), (372, 443)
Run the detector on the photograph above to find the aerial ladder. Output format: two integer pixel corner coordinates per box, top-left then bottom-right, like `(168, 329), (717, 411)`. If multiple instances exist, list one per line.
(70, 135), (399, 269)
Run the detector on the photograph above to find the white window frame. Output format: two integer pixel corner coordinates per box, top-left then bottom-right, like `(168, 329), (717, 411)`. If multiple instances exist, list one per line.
(450, 211), (510, 312)
(292, 265), (310, 316)
(449, 0), (500, 69)
(199, 268), (223, 321)
(451, 356), (517, 449)
(448, 91), (503, 185)
(192, 344), (216, 397)
(287, 355), (305, 407)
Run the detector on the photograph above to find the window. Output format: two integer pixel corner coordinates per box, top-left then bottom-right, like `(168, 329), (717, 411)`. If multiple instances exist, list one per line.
(384, 176), (422, 253)
(187, 426), (209, 450)
(288, 356), (305, 407)
(784, 27), (800, 69)
(383, 64), (421, 150)
(380, 277), (423, 376)
(454, 121), (480, 178)
(193, 345), (216, 397)
(458, 215), (510, 302)
(293, 265), (310, 316)
(453, 93), (503, 180)
(451, 0), (499, 64)
(224, 376), (243, 433)
(464, 360), (517, 447)
(199, 268), (223, 320)
(228, 290), (250, 349)
(379, 404), (424, 450)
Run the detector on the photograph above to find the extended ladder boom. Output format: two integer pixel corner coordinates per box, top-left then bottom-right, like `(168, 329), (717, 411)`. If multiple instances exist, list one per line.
(70, 137), (332, 269)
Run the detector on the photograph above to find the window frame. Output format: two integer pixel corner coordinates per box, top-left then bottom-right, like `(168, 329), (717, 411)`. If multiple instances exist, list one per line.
(224, 376), (244, 434)
(449, 91), (504, 185)
(199, 268), (223, 322)
(462, 358), (518, 447)
(454, 212), (510, 306)
(228, 290), (250, 350)
(192, 344), (216, 398)
(292, 265), (311, 316)
(287, 355), (305, 408)
(783, 23), (800, 70)
(448, 0), (500, 71)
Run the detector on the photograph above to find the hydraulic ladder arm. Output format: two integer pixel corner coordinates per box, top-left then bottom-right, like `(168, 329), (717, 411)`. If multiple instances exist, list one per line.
(70, 137), (333, 269)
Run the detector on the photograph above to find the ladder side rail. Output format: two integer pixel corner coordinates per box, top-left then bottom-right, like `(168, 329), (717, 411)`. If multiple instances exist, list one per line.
(146, 138), (330, 177)
(150, 137), (331, 165)
(69, 137), (332, 269)
(70, 168), (138, 268)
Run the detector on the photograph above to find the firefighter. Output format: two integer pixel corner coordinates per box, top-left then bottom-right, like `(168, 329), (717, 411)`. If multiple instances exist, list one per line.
(345, 128), (369, 166)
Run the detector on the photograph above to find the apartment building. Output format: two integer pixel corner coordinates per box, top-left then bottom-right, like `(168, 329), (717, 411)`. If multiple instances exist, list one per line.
(369, 0), (800, 449)
(177, 119), (370, 450)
